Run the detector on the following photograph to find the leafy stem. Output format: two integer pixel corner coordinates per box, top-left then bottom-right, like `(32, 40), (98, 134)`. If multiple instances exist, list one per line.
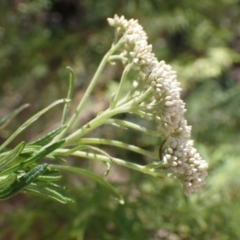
(0, 99), (69, 152)
(60, 38), (125, 138)
(64, 104), (131, 145)
(54, 149), (164, 178)
(76, 137), (158, 160)
(110, 62), (134, 108)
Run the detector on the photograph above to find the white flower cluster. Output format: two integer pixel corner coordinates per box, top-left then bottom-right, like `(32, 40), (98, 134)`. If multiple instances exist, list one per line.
(162, 137), (208, 196)
(108, 15), (157, 72)
(148, 61), (187, 137)
(108, 15), (208, 195)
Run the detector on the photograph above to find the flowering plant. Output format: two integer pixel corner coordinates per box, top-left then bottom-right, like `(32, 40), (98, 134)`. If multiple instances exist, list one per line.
(0, 15), (208, 203)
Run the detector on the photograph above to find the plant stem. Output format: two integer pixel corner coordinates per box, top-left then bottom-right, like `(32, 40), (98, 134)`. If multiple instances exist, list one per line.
(110, 62), (134, 109)
(106, 119), (162, 137)
(64, 105), (131, 145)
(60, 39), (125, 138)
(61, 67), (74, 125)
(129, 86), (153, 106)
(64, 84), (154, 146)
(77, 138), (158, 160)
(0, 99), (68, 152)
(55, 149), (162, 178)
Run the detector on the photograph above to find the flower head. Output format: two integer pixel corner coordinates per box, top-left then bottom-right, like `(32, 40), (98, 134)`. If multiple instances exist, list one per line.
(147, 60), (188, 137)
(108, 15), (208, 195)
(162, 136), (208, 195)
(108, 14), (157, 72)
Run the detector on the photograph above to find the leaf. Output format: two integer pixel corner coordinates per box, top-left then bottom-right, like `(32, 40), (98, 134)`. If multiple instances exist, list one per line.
(0, 103), (29, 130)
(0, 163), (48, 200)
(61, 67), (74, 125)
(51, 164), (124, 204)
(0, 174), (17, 188)
(37, 174), (62, 182)
(25, 183), (74, 204)
(0, 141), (25, 170)
(0, 99), (69, 152)
(30, 125), (67, 146)
(24, 139), (66, 165)
(0, 139), (66, 176)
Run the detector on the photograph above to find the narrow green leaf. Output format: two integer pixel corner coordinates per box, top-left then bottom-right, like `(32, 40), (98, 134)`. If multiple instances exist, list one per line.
(52, 156), (67, 163)
(63, 145), (88, 155)
(24, 139), (66, 165)
(0, 142), (25, 169)
(25, 183), (73, 204)
(30, 125), (67, 146)
(37, 174), (62, 182)
(0, 139), (65, 176)
(0, 174), (17, 188)
(61, 67), (74, 126)
(22, 145), (41, 153)
(0, 103), (29, 129)
(0, 99), (69, 152)
(0, 163), (48, 200)
(50, 164), (124, 204)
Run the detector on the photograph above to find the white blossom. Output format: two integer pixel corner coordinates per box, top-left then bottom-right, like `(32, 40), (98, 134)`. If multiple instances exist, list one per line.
(147, 61), (188, 137)
(162, 136), (208, 195)
(108, 15), (208, 195)
(108, 14), (157, 72)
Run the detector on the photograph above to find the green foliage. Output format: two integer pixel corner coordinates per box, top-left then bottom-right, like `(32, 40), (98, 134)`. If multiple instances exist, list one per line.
(1, 0), (240, 239)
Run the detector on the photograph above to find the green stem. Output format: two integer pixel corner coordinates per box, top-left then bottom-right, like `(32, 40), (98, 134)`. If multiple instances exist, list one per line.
(113, 85), (153, 109)
(109, 55), (127, 62)
(0, 99), (68, 152)
(0, 103), (29, 130)
(60, 39), (125, 138)
(65, 105), (131, 145)
(77, 138), (158, 160)
(106, 119), (162, 137)
(128, 86), (153, 107)
(64, 85), (154, 146)
(55, 148), (162, 178)
(61, 67), (74, 125)
(110, 62), (134, 109)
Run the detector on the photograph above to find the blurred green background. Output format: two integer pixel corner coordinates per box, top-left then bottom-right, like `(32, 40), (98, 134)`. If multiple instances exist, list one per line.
(1, 0), (240, 239)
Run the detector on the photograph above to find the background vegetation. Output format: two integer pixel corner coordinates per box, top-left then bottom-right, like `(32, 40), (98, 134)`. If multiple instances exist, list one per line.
(0, 0), (240, 239)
